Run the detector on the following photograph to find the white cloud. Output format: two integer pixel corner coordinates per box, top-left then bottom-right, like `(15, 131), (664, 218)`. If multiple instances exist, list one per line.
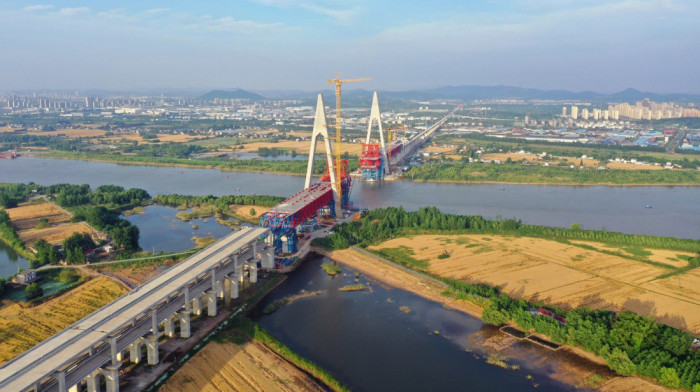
(250, 0), (361, 23)
(144, 8), (170, 15)
(24, 5), (53, 12)
(208, 16), (283, 32)
(58, 7), (89, 16)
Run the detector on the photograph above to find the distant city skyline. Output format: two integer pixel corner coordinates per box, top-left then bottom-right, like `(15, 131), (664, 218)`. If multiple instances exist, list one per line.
(1, 0), (699, 94)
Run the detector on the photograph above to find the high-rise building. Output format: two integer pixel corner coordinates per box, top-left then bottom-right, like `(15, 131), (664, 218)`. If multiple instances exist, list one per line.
(581, 108), (589, 120)
(570, 106), (579, 120)
(562, 107), (567, 117)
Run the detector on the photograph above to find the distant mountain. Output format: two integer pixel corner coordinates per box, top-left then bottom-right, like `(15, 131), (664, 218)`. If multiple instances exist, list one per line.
(200, 89), (266, 101)
(381, 85), (700, 103)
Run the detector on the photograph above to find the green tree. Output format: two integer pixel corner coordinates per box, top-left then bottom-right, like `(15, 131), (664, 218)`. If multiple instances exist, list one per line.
(605, 347), (637, 376)
(25, 283), (43, 300)
(32, 239), (60, 268)
(250, 208), (256, 216)
(658, 367), (681, 389)
(58, 269), (79, 283)
(0, 277), (5, 296)
(571, 222), (582, 231)
(481, 303), (510, 325)
(692, 383), (700, 392)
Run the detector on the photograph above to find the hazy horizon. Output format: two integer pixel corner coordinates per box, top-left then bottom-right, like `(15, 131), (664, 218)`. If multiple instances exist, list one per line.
(1, 0), (699, 94)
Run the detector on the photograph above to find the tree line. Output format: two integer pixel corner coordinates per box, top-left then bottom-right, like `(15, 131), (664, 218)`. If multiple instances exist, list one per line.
(153, 193), (286, 209)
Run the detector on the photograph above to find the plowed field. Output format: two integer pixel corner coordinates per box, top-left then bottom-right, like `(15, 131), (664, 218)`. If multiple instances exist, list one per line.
(6, 202), (71, 230)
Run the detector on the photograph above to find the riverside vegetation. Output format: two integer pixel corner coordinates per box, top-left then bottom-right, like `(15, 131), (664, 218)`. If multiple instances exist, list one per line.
(313, 207), (700, 390)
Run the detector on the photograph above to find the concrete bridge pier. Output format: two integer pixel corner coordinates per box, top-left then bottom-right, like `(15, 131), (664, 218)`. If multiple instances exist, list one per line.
(261, 246), (274, 269)
(130, 339), (143, 364)
(178, 311), (191, 338)
(163, 316), (176, 338)
(230, 275), (239, 299)
(192, 295), (203, 316)
(103, 364), (120, 392)
(249, 262), (258, 284)
(206, 290), (217, 317)
(85, 371), (98, 392)
(145, 335), (159, 365)
(223, 277), (232, 306)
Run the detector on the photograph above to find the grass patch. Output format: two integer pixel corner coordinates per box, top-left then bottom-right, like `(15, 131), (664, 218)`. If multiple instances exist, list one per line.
(262, 298), (291, 314)
(570, 254), (586, 262)
(176, 206), (218, 221)
(321, 262), (342, 276)
(122, 206), (145, 216)
(621, 246), (652, 257)
(486, 353), (508, 369)
(192, 236), (216, 249)
(373, 246), (429, 270)
(339, 284), (365, 292)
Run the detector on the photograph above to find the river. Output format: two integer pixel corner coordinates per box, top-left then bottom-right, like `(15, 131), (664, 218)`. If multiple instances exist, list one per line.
(2, 157), (698, 239)
(253, 255), (587, 392)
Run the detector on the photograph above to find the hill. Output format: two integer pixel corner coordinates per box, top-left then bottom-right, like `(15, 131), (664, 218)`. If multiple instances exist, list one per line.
(200, 88), (266, 101)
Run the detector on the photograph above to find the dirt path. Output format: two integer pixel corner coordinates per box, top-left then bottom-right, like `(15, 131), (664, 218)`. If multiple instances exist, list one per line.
(159, 341), (326, 392)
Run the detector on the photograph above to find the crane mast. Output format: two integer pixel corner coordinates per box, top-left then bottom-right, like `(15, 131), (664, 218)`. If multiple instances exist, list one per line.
(327, 73), (372, 213)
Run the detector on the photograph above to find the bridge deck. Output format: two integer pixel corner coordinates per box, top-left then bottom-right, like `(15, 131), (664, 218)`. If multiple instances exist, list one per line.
(0, 227), (269, 391)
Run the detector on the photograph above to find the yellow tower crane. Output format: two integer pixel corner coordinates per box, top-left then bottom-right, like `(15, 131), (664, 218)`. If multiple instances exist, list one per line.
(327, 73), (372, 213)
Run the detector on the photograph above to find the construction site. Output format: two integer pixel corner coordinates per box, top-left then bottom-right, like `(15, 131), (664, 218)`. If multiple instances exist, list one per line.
(258, 75), (454, 269)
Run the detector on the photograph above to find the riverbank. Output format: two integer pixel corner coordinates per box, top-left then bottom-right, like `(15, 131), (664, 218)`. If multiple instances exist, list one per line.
(29, 152), (700, 186)
(319, 247), (676, 392)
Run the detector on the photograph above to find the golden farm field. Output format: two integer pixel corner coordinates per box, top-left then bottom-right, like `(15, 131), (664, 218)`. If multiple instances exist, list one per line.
(161, 341), (326, 392)
(369, 235), (700, 334)
(237, 140), (365, 156)
(0, 277), (128, 365)
(6, 201), (71, 230)
(606, 161), (665, 170)
(28, 129), (106, 138)
(19, 222), (96, 246)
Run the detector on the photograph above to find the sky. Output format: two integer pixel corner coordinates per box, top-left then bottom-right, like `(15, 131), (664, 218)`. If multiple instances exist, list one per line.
(0, 0), (698, 93)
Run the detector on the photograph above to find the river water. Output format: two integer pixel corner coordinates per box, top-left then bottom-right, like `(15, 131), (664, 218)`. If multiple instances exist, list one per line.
(253, 256), (585, 392)
(2, 157), (698, 239)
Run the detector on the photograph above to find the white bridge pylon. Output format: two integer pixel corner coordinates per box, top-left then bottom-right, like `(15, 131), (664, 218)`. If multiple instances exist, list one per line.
(364, 91), (390, 174)
(304, 94), (338, 201)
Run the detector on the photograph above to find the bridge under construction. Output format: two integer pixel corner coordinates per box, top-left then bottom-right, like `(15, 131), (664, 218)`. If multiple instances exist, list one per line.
(260, 92), (456, 260)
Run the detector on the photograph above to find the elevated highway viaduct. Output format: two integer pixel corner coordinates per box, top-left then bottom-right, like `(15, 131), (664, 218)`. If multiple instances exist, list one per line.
(0, 227), (273, 392)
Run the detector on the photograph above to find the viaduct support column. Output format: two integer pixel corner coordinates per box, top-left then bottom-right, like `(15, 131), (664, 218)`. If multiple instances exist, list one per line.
(208, 268), (218, 317)
(130, 339), (143, 364)
(104, 364), (121, 392)
(224, 277), (232, 306)
(145, 335), (159, 365)
(230, 275), (239, 299)
(207, 290), (217, 317)
(249, 263), (258, 284)
(192, 295), (203, 316)
(54, 371), (66, 392)
(178, 311), (191, 338)
(86, 372), (98, 392)
(163, 316), (176, 338)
